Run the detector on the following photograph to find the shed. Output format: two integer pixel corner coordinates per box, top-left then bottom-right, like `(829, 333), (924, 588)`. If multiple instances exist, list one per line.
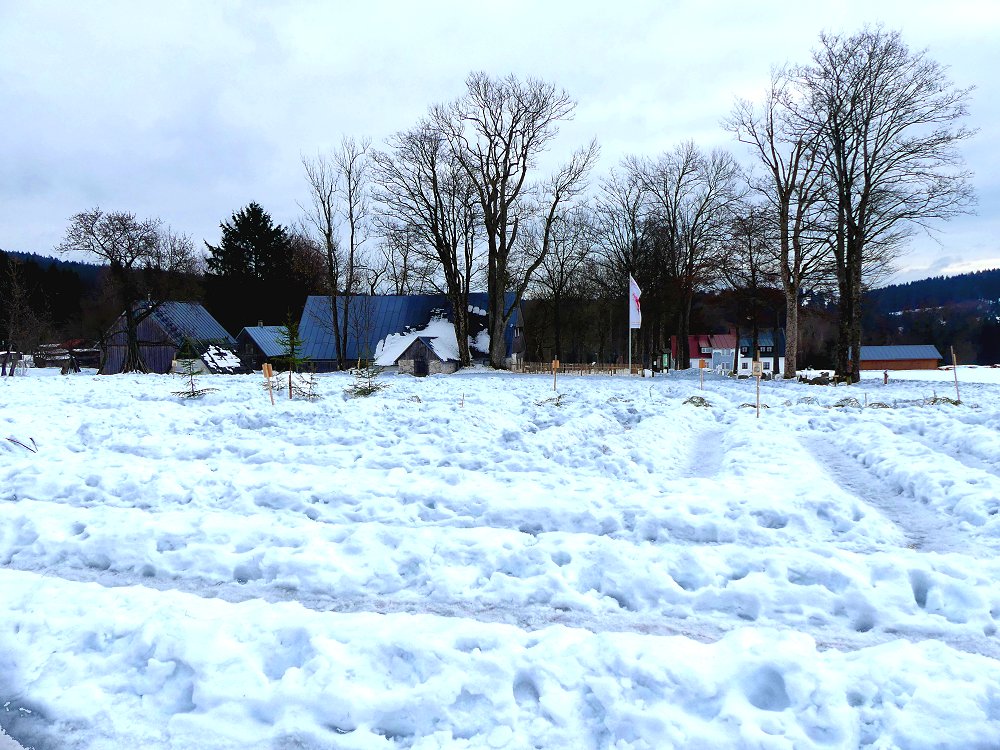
(395, 337), (459, 376)
(236, 325), (286, 370)
(859, 345), (942, 370)
(102, 301), (242, 374)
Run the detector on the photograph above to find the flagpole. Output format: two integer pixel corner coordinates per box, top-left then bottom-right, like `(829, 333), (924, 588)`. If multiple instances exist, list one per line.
(626, 275), (631, 376)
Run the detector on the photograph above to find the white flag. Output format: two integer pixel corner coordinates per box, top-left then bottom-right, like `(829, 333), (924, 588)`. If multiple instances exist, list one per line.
(629, 275), (642, 329)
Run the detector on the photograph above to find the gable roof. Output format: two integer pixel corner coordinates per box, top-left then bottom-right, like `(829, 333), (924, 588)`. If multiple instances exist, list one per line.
(151, 302), (236, 347)
(375, 319), (462, 366)
(237, 325), (286, 358)
(709, 333), (737, 349)
(859, 345), (942, 361)
(738, 328), (786, 352)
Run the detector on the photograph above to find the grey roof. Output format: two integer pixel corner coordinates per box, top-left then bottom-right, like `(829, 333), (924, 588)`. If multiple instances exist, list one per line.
(151, 302), (236, 347)
(238, 325), (286, 357)
(859, 345), (942, 361)
(298, 293), (519, 364)
(738, 328), (786, 353)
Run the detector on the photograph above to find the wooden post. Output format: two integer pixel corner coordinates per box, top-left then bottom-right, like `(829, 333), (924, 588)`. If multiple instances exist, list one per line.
(263, 363), (275, 405)
(699, 359), (705, 390)
(552, 358), (560, 391)
(752, 360), (763, 419)
(951, 346), (961, 404)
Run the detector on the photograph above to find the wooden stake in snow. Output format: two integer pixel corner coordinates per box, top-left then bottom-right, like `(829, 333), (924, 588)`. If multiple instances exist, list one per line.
(552, 359), (560, 391)
(262, 363), (275, 405)
(752, 360), (763, 419)
(951, 346), (961, 404)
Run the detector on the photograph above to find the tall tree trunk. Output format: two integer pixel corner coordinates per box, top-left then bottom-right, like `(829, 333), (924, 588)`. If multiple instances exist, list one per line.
(848, 244), (864, 382)
(784, 294), (798, 379)
(121, 305), (149, 374)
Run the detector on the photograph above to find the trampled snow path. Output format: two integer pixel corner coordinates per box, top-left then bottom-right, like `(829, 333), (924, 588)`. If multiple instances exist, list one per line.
(6, 548), (1000, 662)
(800, 434), (964, 555)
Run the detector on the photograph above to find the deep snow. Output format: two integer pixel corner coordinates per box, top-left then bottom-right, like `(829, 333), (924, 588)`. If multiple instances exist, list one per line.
(1, 365), (1000, 749)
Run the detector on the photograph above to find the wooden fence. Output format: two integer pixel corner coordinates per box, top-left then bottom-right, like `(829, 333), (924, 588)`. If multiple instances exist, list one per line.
(511, 361), (639, 376)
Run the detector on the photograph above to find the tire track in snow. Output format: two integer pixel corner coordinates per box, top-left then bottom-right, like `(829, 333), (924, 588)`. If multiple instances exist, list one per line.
(904, 429), (1000, 482)
(685, 428), (726, 479)
(799, 434), (976, 556)
(6, 560), (1000, 662)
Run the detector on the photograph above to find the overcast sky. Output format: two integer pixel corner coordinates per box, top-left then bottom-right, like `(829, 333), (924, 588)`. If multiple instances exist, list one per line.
(1, 1), (997, 284)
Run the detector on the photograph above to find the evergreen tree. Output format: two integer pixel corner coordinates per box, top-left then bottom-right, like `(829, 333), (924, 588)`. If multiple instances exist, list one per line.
(203, 202), (302, 334)
(205, 202), (294, 283)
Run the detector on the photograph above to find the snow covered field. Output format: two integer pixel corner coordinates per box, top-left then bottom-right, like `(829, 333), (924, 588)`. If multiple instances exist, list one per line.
(2, 365), (1000, 749)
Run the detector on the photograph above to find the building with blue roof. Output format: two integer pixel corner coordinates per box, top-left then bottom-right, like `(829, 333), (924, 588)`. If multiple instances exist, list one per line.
(102, 301), (241, 374)
(858, 345), (942, 370)
(297, 293), (521, 371)
(236, 325), (287, 369)
(737, 328), (787, 377)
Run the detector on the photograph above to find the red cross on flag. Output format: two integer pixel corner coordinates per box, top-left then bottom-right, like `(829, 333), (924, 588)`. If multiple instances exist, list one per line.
(629, 275), (642, 329)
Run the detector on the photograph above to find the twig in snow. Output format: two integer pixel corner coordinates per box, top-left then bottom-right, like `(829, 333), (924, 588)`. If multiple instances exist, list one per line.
(6, 437), (37, 453)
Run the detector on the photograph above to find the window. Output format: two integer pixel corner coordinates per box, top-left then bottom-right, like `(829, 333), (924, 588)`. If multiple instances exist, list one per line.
(740, 347), (748, 355)
(761, 346), (772, 354)
(763, 361), (771, 370)
(701, 347), (712, 354)
(741, 362), (748, 370)
(723, 362), (731, 370)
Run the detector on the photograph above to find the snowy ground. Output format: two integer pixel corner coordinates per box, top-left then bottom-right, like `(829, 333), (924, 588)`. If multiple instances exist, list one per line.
(1, 365), (1000, 749)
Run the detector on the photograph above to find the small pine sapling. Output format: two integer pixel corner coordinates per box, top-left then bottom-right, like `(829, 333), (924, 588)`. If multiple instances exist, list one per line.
(276, 315), (315, 400)
(172, 338), (217, 399)
(345, 362), (388, 398)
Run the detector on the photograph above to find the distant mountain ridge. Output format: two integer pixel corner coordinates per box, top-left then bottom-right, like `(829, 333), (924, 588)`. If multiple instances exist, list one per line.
(868, 268), (1000, 313)
(2, 249), (104, 288)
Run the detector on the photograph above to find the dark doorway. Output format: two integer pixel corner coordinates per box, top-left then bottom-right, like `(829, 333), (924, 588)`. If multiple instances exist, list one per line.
(413, 345), (429, 377)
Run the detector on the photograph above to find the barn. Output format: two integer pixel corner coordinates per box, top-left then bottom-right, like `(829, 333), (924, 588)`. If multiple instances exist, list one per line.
(236, 325), (286, 370)
(102, 301), (242, 375)
(859, 345), (942, 371)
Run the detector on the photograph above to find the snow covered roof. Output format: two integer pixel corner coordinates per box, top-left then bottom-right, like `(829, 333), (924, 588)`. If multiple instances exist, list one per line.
(200, 344), (244, 374)
(374, 319), (461, 366)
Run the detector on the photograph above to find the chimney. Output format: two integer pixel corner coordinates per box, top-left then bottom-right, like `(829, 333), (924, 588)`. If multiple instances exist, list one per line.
(258, 320), (263, 327)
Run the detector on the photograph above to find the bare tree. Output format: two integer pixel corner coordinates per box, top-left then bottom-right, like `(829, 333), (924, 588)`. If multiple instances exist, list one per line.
(591, 169), (650, 363)
(529, 207), (595, 360)
(727, 70), (829, 377)
(0, 254), (48, 373)
(629, 143), (743, 368)
(718, 201), (781, 371)
(796, 28), (975, 381)
(300, 138), (372, 370)
(301, 153), (346, 369)
(335, 137), (373, 367)
(373, 228), (440, 295)
(56, 208), (187, 373)
(372, 122), (481, 364)
(435, 72), (597, 368)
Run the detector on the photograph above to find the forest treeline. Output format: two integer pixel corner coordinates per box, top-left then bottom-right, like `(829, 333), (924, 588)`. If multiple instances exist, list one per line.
(5, 245), (998, 366)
